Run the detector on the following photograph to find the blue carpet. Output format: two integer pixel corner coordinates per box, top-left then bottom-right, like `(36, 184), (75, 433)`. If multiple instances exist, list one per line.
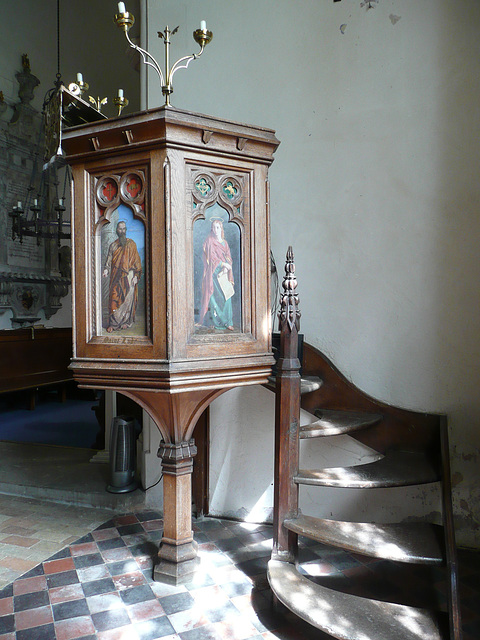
(0, 397), (101, 449)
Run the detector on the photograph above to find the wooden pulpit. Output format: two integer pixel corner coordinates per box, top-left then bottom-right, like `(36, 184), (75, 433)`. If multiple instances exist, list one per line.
(62, 106), (279, 583)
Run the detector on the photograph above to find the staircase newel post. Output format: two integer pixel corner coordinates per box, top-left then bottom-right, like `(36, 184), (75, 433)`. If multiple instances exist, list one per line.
(273, 246), (301, 563)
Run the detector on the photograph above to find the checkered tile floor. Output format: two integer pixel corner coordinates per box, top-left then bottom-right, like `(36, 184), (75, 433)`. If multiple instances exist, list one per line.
(0, 511), (478, 640)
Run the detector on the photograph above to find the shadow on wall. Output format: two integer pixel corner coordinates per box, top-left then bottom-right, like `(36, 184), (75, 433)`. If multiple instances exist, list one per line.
(209, 385), (276, 522)
(208, 384), (411, 524)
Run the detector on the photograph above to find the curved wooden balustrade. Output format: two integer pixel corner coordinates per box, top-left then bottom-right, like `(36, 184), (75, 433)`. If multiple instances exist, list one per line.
(268, 247), (461, 640)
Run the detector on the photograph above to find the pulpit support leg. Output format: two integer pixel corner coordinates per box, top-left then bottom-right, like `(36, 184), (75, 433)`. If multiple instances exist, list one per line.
(120, 388), (226, 584)
(154, 439), (200, 584)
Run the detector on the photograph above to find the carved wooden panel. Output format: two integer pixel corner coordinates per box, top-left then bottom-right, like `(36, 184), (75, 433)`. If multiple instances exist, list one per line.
(71, 154), (164, 362)
(0, 328), (73, 394)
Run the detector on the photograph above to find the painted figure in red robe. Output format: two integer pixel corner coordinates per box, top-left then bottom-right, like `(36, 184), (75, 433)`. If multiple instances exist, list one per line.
(198, 218), (235, 331)
(102, 220), (142, 332)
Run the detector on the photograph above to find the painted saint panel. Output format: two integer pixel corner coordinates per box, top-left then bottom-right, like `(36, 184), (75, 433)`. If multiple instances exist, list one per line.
(193, 202), (242, 333)
(100, 203), (146, 337)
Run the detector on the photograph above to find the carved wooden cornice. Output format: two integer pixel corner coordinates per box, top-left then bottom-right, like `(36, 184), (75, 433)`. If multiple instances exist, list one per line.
(62, 106), (280, 165)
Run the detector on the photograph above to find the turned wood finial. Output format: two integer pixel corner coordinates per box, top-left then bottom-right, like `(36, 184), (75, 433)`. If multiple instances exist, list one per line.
(279, 246), (301, 332)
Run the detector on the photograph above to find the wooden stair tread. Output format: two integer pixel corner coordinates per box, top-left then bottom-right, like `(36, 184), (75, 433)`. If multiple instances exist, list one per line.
(295, 450), (440, 488)
(266, 375), (323, 394)
(284, 514), (444, 565)
(300, 376), (323, 394)
(268, 559), (445, 640)
(300, 408), (382, 438)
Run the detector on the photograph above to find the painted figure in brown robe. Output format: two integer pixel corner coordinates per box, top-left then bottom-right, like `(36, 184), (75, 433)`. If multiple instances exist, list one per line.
(102, 220), (142, 332)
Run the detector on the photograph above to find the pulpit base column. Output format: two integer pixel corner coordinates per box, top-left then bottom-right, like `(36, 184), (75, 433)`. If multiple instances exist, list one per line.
(154, 439), (199, 585)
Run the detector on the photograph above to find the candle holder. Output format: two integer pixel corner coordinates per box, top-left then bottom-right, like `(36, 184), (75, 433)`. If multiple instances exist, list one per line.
(77, 79), (89, 96)
(113, 95), (129, 117)
(9, 204), (24, 242)
(67, 79), (109, 115)
(88, 95), (108, 113)
(9, 198), (71, 246)
(114, 5), (213, 106)
(68, 78), (89, 98)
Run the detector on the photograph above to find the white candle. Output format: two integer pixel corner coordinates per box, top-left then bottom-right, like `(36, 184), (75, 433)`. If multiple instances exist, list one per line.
(118, 89), (124, 98)
(77, 72), (83, 83)
(33, 199), (38, 206)
(200, 20), (207, 31)
(59, 198), (64, 206)
(118, 2), (126, 13)
(17, 201), (22, 209)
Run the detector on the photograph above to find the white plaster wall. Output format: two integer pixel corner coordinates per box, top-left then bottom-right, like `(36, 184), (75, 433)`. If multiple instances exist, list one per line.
(209, 386), (276, 523)
(140, 412), (164, 509)
(209, 386), (442, 526)
(143, 0), (480, 548)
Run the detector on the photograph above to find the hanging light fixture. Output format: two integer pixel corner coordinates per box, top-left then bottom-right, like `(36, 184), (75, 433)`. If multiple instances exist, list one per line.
(8, 174), (70, 246)
(9, 0), (112, 245)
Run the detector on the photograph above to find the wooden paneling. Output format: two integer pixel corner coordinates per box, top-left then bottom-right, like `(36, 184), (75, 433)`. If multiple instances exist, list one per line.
(0, 328), (73, 394)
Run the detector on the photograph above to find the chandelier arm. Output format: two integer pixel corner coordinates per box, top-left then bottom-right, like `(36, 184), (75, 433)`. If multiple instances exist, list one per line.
(124, 29), (165, 86)
(168, 46), (205, 85)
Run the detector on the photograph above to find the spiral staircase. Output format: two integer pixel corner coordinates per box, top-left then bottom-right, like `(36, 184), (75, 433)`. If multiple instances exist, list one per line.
(267, 248), (461, 640)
